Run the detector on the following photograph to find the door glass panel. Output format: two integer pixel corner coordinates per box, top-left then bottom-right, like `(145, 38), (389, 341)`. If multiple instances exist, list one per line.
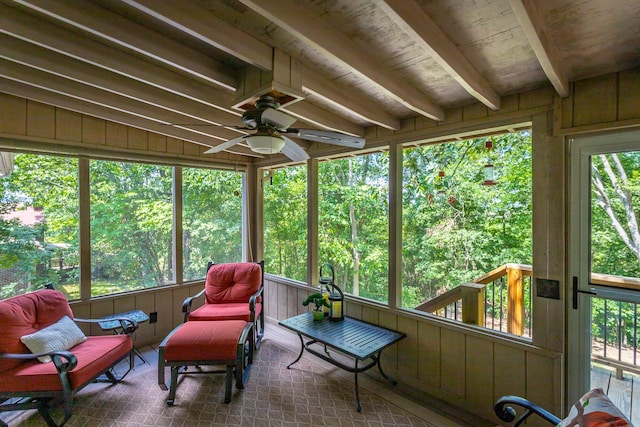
(590, 150), (640, 419)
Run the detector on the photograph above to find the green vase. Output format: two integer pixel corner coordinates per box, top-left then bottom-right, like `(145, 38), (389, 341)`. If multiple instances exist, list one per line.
(312, 310), (324, 321)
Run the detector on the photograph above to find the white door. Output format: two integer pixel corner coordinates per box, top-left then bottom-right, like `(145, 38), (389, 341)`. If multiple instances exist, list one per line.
(568, 129), (640, 409)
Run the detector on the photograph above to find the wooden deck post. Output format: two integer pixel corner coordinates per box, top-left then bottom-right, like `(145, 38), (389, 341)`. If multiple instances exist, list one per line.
(507, 265), (525, 336)
(461, 283), (485, 326)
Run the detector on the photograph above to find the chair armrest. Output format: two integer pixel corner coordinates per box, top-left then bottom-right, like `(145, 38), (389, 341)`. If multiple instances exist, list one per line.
(182, 288), (206, 322)
(1, 350), (78, 373)
(75, 317), (139, 335)
(494, 396), (562, 426)
(248, 285), (264, 312)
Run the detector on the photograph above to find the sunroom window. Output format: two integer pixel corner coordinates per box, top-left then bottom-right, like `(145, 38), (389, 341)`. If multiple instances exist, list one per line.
(182, 167), (243, 281)
(90, 160), (174, 295)
(263, 166), (308, 282)
(0, 153), (79, 299)
(318, 152), (389, 304)
(402, 132), (533, 337)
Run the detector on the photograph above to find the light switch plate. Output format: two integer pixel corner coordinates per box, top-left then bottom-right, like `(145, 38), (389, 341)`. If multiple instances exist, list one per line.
(536, 278), (560, 299)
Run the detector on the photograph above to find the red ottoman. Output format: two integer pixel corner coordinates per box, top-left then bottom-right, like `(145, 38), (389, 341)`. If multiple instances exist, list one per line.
(158, 320), (253, 405)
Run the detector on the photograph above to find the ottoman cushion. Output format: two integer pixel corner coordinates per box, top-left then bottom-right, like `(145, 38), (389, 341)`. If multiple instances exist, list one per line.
(163, 320), (246, 362)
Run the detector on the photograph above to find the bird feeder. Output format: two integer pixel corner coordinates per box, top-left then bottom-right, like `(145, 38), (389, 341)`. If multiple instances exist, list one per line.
(436, 170), (446, 194)
(482, 141), (497, 186)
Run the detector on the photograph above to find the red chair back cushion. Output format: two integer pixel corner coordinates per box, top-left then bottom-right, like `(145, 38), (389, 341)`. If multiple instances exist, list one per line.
(0, 289), (73, 373)
(204, 262), (262, 304)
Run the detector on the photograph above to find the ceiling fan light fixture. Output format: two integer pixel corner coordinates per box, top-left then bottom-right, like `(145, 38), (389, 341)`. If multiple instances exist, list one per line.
(246, 134), (286, 154)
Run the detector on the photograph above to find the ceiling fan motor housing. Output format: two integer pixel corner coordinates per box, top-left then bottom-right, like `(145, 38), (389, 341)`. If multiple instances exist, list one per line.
(241, 95), (297, 131)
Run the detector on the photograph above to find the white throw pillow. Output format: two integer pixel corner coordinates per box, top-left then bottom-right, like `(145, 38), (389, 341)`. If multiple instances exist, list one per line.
(20, 315), (87, 363)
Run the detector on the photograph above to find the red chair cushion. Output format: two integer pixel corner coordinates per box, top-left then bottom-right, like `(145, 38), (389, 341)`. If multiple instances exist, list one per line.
(188, 302), (262, 322)
(204, 262), (262, 304)
(0, 335), (132, 392)
(0, 289), (73, 373)
(163, 320), (246, 362)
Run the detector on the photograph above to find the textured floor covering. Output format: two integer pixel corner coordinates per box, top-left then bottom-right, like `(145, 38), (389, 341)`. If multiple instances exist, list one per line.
(16, 339), (442, 426)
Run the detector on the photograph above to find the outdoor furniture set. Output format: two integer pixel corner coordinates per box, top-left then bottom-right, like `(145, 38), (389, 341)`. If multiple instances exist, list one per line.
(0, 288), (137, 427)
(5, 262), (615, 425)
(157, 260), (264, 405)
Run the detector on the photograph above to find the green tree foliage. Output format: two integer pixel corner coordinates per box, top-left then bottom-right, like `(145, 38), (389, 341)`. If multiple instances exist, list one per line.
(591, 152), (640, 276)
(182, 167), (243, 280)
(590, 152), (640, 348)
(90, 160), (173, 293)
(263, 166), (308, 281)
(318, 153), (389, 302)
(1, 153), (244, 300)
(0, 154), (79, 298)
(402, 133), (533, 308)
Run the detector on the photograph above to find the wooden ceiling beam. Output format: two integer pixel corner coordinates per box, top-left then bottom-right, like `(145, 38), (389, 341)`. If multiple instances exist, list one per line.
(0, 78), (259, 156)
(301, 65), (401, 131)
(0, 5), (238, 113)
(0, 34), (244, 132)
(282, 102), (365, 138)
(508, 0), (569, 97)
(10, 0), (238, 90)
(0, 59), (246, 143)
(238, 0), (445, 121)
(375, 0), (501, 110)
(119, 0), (273, 71)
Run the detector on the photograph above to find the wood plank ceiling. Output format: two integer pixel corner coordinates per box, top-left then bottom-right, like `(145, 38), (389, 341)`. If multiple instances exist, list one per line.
(1, 0), (639, 163)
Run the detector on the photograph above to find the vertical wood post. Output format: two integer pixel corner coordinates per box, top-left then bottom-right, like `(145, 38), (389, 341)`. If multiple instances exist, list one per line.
(507, 266), (525, 336)
(461, 283), (485, 326)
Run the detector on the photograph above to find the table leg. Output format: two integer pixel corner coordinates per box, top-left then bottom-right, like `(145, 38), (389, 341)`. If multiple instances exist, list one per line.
(134, 348), (147, 364)
(354, 359), (362, 412)
(376, 352), (398, 386)
(286, 333), (305, 369)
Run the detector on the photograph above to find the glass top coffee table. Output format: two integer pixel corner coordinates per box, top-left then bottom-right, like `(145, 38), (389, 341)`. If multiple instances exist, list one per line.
(279, 312), (406, 412)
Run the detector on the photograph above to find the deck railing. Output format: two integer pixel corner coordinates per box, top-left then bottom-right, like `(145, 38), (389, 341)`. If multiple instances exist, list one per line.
(416, 267), (640, 377)
(415, 263), (532, 338)
(590, 273), (640, 378)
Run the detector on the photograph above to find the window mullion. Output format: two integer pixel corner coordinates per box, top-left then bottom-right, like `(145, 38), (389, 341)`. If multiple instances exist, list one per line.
(78, 157), (91, 300)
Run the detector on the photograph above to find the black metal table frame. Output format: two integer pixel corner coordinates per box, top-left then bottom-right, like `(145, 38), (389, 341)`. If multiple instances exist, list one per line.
(280, 313), (406, 412)
(98, 309), (149, 364)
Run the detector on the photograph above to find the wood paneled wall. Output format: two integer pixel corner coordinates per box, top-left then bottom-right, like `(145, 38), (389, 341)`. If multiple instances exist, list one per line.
(2, 68), (640, 426)
(264, 276), (562, 425)
(557, 68), (640, 134)
(0, 93), (246, 164)
(69, 283), (204, 347)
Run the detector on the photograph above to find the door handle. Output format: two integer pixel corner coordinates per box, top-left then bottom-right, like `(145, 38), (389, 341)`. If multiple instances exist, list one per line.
(572, 276), (597, 309)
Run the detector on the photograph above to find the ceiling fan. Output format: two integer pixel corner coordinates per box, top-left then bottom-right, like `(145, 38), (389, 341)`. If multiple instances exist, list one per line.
(203, 95), (365, 162)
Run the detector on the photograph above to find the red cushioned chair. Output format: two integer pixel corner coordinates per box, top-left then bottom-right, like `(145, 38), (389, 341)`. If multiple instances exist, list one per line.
(182, 260), (264, 348)
(0, 289), (137, 427)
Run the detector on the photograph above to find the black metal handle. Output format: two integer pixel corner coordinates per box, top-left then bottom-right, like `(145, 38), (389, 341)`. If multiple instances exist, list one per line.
(572, 276), (597, 309)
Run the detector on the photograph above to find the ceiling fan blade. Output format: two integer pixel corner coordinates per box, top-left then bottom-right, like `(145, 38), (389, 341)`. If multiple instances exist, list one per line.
(203, 135), (249, 154)
(261, 108), (297, 130)
(283, 128), (365, 149)
(281, 136), (310, 162)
